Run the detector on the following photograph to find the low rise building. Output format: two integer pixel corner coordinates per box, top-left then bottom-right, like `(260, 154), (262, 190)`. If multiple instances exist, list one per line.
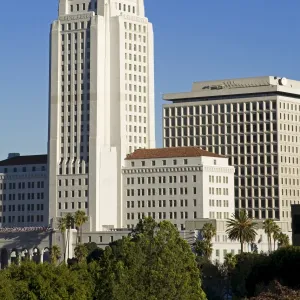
(122, 147), (235, 229)
(0, 154), (48, 228)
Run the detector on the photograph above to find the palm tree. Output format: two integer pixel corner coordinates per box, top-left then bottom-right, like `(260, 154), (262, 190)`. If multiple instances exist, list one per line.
(74, 244), (88, 263)
(263, 219), (275, 253)
(74, 210), (88, 244)
(57, 217), (67, 261)
(226, 210), (257, 253)
(202, 223), (217, 243)
(65, 213), (74, 261)
(272, 223), (281, 251)
(278, 233), (290, 248)
(195, 240), (213, 259)
(50, 245), (61, 265)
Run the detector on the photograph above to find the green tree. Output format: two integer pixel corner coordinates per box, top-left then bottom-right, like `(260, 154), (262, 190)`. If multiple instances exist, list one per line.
(50, 245), (61, 265)
(74, 210), (88, 244)
(202, 223), (217, 242)
(263, 219), (275, 253)
(57, 217), (67, 262)
(226, 210), (257, 253)
(272, 223), (281, 251)
(278, 233), (290, 248)
(195, 223), (216, 260)
(195, 240), (213, 259)
(74, 244), (88, 263)
(97, 218), (207, 300)
(65, 213), (74, 261)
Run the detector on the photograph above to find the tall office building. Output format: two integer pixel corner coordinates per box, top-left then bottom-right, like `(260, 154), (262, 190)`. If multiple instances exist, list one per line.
(48, 0), (155, 231)
(163, 76), (300, 224)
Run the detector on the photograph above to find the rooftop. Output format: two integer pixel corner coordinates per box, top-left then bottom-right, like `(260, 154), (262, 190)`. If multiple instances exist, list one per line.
(125, 147), (224, 160)
(0, 155), (47, 167)
(163, 76), (300, 102)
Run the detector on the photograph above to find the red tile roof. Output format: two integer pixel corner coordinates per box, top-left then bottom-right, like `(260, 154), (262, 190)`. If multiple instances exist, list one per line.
(125, 147), (224, 160)
(0, 155), (47, 166)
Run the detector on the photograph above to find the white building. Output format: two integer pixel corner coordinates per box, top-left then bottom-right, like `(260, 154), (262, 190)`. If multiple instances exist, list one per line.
(163, 76), (300, 226)
(48, 0), (155, 231)
(122, 147), (235, 229)
(186, 219), (292, 262)
(0, 154), (48, 227)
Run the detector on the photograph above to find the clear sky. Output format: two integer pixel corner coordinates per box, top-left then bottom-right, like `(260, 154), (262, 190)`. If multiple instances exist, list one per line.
(1, 0), (300, 160)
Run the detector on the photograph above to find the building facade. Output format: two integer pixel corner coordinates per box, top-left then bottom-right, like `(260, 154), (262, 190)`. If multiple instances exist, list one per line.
(122, 147), (235, 229)
(48, 0), (155, 231)
(163, 76), (300, 225)
(0, 154), (48, 228)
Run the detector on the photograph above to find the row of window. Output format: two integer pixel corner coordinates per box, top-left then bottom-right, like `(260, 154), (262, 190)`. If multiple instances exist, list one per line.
(209, 188), (230, 196)
(124, 23), (147, 33)
(58, 202), (88, 210)
(164, 101), (277, 117)
(126, 187), (198, 197)
(126, 175), (197, 185)
(58, 178), (88, 187)
(125, 43), (147, 54)
(165, 113), (277, 126)
(165, 119), (277, 132)
(237, 199), (279, 208)
(209, 212), (230, 219)
(1, 166), (46, 173)
(0, 204), (44, 212)
(0, 193), (45, 201)
(125, 84), (147, 93)
(280, 112), (300, 122)
(239, 209), (279, 220)
(209, 176), (229, 184)
(209, 199), (230, 207)
(125, 63), (147, 74)
(61, 103), (90, 113)
(126, 104), (147, 113)
(0, 181), (45, 190)
(125, 93), (147, 103)
(126, 199), (197, 209)
(130, 158), (199, 167)
(69, 2), (96, 14)
(58, 190), (88, 198)
(126, 211), (197, 220)
(0, 215), (44, 224)
(125, 32), (147, 43)
(165, 139), (278, 151)
(119, 3), (135, 13)
(235, 186), (278, 197)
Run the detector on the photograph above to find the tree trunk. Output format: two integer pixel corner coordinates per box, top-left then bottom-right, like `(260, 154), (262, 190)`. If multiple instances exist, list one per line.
(241, 237), (244, 253)
(67, 229), (70, 261)
(80, 225), (83, 245)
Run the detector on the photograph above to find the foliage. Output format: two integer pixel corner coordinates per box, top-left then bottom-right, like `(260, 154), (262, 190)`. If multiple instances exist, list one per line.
(278, 233), (290, 248)
(202, 223), (217, 242)
(195, 240), (213, 259)
(272, 223), (281, 251)
(97, 217), (207, 300)
(2, 261), (94, 300)
(74, 244), (88, 263)
(199, 258), (226, 300)
(250, 281), (300, 300)
(74, 210), (88, 244)
(0, 218), (208, 299)
(50, 245), (61, 265)
(263, 219), (276, 252)
(194, 223), (216, 260)
(226, 210), (257, 253)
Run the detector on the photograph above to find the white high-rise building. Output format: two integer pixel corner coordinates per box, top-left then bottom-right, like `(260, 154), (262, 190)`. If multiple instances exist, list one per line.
(163, 76), (300, 226)
(48, 0), (155, 231)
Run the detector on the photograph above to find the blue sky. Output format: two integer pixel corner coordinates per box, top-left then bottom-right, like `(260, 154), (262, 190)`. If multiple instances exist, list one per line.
(1, 0), (300, 160)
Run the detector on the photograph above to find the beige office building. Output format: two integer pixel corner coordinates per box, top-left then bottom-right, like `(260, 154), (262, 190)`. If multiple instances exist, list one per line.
(163, 76), (300, 225)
